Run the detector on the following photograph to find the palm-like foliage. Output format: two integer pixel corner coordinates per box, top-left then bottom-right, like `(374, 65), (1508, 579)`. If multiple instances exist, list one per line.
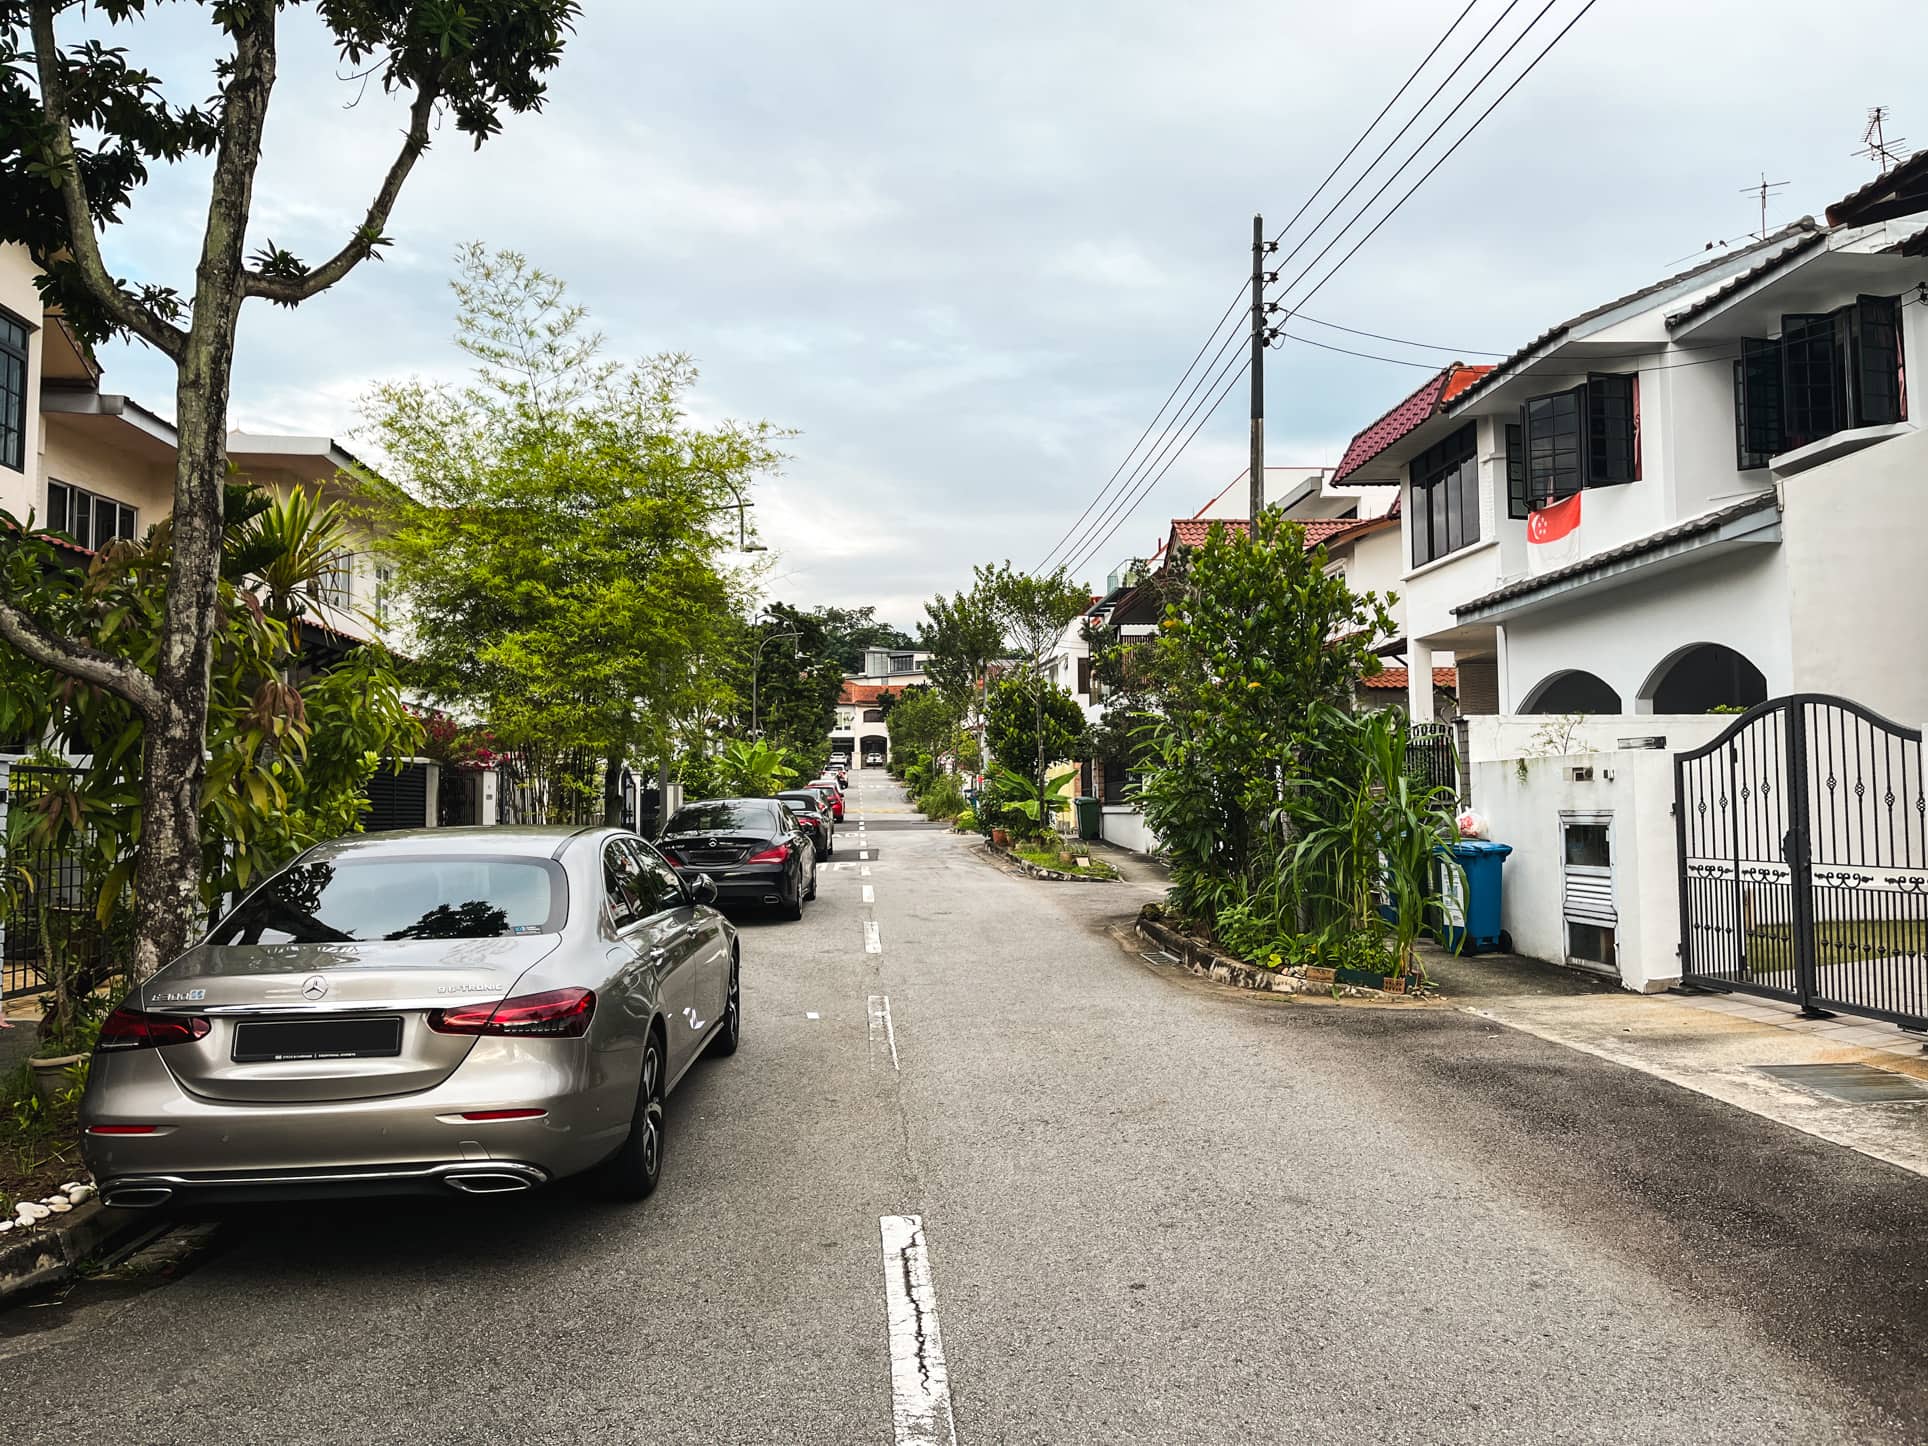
(717, 739), (799, 798)
(235, 486), (355, 647)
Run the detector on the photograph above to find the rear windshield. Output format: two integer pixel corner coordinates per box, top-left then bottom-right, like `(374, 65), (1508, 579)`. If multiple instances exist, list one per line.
(665, 801), (778, 834)
(776, 793), (824, 812)
(210, 857), (564, 945)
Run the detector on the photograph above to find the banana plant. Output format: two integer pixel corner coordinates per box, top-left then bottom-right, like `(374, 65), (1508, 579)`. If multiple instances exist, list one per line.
(987, 763), (1075, 825)
(717, 738), (799, 798)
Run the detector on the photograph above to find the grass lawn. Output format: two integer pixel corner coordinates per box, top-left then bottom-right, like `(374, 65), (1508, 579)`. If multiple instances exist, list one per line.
(1013, 842), (1118, 880)
(1742, 918), (1928, 972)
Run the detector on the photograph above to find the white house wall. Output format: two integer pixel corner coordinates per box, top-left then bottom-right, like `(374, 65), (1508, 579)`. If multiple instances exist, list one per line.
(1498, 543), (1792, 714)
(1780, 303), (1928, 730)
(0, 246), (44, 521)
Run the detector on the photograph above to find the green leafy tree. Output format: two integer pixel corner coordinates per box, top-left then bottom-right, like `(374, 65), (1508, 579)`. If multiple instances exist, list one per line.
(919, 586), (1004, 722)
(1136, 514), (1393, 923)
(359, 246), (777, 822)
(715, 739), (798, 798)
(0, 2), (577, 974)
(0, 491), (421, 1032)
(985, 676), (1086, 780)
(814, 605), (915, 673)
(977, 562), (1091, 808)
(726, 604), (844, 776)
(883, 686), (964, 765)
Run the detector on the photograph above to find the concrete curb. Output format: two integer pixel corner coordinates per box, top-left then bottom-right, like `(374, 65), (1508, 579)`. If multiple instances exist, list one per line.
(0, 1198), (149, 1307)
(1135, 915), (1427, 1001)
(976, 840), (1119, 883)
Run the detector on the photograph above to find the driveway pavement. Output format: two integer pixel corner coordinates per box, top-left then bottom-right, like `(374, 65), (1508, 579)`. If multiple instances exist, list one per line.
(3, 770), (1924, 1444)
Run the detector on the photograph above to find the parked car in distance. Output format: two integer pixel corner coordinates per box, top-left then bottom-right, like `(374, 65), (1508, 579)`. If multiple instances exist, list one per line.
(776, 789), (835, 859)
(864, 750), (885, 768)
(80, 826), (739, 1211)
(657, 798), (817, 919)
(805, 778), (845, 821)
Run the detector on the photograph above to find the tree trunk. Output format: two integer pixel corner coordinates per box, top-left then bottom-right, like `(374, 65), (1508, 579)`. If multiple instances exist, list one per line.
(128, 8), (276, 976)
(604, 743), (626, 827)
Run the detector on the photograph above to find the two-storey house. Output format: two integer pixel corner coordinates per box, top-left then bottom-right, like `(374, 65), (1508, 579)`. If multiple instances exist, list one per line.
(1331, 154), (1928, 734)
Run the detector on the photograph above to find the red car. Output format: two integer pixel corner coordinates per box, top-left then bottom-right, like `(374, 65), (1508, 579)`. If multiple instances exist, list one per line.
(806, 779), (845, 820)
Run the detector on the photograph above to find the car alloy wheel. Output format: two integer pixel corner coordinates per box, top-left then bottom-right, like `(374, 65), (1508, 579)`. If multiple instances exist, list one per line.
(598, 1033), (665, 1200)
(708, 957), (740, 1059)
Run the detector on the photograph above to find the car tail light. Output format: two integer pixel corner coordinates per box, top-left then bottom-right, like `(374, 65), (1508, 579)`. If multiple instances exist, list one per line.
(746, 843), (791, 864)
(85, 1124), (159, 1135)
(97, 1006), (211, 1051)
(458, 1108), (548, 1122)
(428, 987), (596, 1038)
(659, 847), (684, 865)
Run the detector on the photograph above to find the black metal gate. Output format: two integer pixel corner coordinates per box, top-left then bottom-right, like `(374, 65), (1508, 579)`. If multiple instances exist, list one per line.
(1675, 694), (1928, 1029)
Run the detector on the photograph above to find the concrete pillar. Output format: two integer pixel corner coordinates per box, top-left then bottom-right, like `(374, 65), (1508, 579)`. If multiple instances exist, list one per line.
(1408, 640), (1436, 723)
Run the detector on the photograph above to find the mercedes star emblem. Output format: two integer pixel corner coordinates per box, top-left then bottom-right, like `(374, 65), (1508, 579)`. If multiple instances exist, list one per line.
(300, 975), (329, 1000)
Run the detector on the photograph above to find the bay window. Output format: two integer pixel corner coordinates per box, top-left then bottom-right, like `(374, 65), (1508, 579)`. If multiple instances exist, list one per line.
(1732, 294), (1905, 467)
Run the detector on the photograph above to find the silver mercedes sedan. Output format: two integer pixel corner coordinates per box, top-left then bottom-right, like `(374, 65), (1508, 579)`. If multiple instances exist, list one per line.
(79, 826), (739, 1209)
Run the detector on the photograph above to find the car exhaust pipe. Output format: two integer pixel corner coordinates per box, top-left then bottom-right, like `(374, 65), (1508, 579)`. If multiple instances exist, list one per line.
(763, 894), (780, 904)
(101, 1185), (174, 1209)
(444, 1171), (538, 1195)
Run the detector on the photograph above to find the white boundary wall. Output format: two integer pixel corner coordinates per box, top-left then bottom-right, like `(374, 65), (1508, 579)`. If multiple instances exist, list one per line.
(1465, 715), (1729, 992)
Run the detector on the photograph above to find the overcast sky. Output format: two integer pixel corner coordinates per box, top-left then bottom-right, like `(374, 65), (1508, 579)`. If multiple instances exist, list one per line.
(85, 0), (1925, 632)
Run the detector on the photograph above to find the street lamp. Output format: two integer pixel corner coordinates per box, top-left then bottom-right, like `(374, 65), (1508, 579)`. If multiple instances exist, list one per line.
(751, 627), (802, 737)
(699, 470), (766, 553)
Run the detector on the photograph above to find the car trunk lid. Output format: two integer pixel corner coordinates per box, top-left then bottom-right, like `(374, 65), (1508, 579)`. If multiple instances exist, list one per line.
(140, 934), (560, 1103)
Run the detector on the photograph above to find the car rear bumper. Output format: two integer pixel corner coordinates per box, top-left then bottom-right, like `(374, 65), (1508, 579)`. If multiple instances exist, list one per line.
(676, 863), (791, 903)
(95, 1160), (553, 1209)
(80, 1036), (635, 1204)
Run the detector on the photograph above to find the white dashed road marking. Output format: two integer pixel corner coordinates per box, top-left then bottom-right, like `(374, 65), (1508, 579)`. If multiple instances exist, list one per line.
(861, 865), (872, 878)
(863, 884), (876, 904)
(867, 993), (900, 1070)
(879, 1214), (957, 1446)
(860, 851), (871, 861)
(864, 919), (883, 954)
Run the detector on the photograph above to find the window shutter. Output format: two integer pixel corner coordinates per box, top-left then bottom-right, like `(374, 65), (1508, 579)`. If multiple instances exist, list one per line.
(1506, 421), (1527, 519)
(1076, 656), (1092, 696)
(1524, 384), (1585, 509)
(1735, 340), (1782, 468)
(1586, 373), (1637, 486)
(1780, 312), (1841, 449)
(1851, 294), (1903, 427)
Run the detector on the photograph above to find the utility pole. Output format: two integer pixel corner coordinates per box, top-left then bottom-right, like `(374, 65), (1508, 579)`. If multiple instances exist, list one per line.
(1249, 213), (1266, 522)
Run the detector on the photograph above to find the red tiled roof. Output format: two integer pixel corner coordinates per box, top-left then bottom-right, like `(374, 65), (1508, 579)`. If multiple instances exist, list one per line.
(1826, 149), (1928, 227)
(1168, 517), (1250, 549)
(1359, 666), (1458, 692)
(839, 682), (895, 706)
(1331, 363), (1491, 483)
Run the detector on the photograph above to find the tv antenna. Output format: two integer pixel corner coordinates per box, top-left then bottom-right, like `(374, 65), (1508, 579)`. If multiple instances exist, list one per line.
(1856, 106), (1908, 175)
(1740, 172), (1789, 239)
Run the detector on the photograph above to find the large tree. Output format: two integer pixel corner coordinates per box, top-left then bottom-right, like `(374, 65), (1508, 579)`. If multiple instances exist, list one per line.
(977, 562), (1091, 806)
(358, 246), (775, 823)
(0, 2), (576, 973)
(814, 605), (914, 674)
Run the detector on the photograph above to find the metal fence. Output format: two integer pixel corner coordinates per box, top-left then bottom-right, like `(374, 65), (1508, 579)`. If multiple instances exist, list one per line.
(1406, 722), (1459, 800)
(1, 763), (108, 1001)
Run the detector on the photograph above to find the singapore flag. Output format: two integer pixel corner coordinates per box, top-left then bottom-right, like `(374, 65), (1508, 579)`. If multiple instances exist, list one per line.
(1526, 492), (1582, 573)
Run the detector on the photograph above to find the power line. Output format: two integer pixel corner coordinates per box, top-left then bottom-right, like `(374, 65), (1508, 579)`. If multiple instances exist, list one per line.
(1031, 284), (1247, 574)
(1271, 0), (1583, 323)
(1289, 310), (1507, 356)
(1067, 356), (1253, 579)
(1033, 0), (1490, 576)
(1053, 330), (1251, 578)
(1268, 0), (1529, 279)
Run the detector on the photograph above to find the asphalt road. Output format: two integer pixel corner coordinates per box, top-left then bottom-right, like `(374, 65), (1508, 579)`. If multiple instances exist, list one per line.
(4, 770), (1926, 1444)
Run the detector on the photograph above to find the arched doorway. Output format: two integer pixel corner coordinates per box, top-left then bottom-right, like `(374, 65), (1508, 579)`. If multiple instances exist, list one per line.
(1520, 670), (1622, 714)
(1643, 643), (1767, 714)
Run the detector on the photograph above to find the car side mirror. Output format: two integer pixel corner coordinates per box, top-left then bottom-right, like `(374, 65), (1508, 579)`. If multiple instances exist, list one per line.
(689, 874), (719, 906)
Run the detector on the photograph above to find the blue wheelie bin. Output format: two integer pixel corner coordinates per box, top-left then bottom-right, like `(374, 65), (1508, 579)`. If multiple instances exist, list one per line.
(1437, 839), (1512, 953)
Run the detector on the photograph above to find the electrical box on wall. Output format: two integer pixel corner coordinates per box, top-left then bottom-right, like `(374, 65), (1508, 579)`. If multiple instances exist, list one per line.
(1569, 765), (1594, 783)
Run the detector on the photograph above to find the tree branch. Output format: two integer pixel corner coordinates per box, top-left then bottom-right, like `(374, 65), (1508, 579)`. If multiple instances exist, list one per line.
(242, 83), (441, 306)
(26, 1), (191, 360)
(0, 594), (165, 718)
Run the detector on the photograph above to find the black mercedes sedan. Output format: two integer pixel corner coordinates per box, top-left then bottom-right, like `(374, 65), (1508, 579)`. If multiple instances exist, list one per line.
(657, 798), (817, 919)
(776, 789), (836, 859)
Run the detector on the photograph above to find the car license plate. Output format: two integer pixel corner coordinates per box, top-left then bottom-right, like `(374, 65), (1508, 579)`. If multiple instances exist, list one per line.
(232, 1016), (403, 1062)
